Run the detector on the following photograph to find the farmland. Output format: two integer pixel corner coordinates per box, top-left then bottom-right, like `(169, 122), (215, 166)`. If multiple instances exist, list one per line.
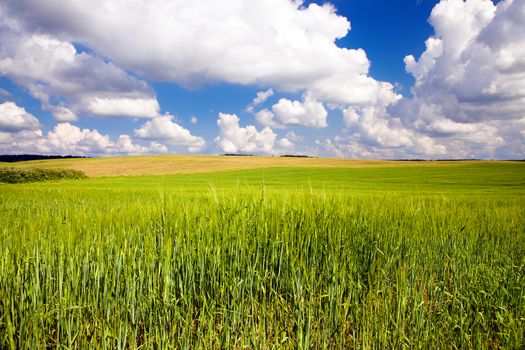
(5, 154), (496, 177)
(0, 158), (524, 348)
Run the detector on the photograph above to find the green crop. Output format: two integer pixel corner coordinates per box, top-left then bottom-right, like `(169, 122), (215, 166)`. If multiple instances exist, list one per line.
(0, 163), (524, 348)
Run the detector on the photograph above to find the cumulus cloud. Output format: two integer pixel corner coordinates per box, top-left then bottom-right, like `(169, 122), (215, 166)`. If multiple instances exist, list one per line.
(46, 123), (113, 153)
(113, 135), (150, 155)
(0, 102), (165, 155)
(404, 37), (443, 82)
(149, 141), (169, 154)
(256, 92), (328, 128)
(135, 114), (205, 152)
(255, 109), (275, 128)
(215, 113), (276, 154)
(0, 122), (166, 156)
(315, 134), (448, 159)
(384, 0), (525, 159)
(84, 97), (160, 119)
(0, 17), (160, 120)
(406, 0), (525, 117)
(314, 0), (523, 160)
(336, 101), (514, 159)
(272, 92), (328, 128)
(0, 101), (40, 132)
(342, 107), (412, 148)
(51, 106), (77, 122)
(276, 137), (295, 152)
(0, 129), (44, 153)
(1, 0), (399, 107)
(341, 106), (447, 156)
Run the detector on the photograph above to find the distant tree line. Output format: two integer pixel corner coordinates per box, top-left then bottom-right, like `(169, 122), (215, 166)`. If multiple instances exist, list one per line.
(0, 154), (89, 162)
(280, 154), (313, 158)
(223, 153), (254, 157)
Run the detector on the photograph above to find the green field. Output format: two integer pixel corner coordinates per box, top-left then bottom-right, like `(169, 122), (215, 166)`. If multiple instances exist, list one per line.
(1, 161), (524, 348)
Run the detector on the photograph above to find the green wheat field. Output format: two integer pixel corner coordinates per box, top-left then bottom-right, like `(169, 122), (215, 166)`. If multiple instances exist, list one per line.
(1, 159), (524, 348)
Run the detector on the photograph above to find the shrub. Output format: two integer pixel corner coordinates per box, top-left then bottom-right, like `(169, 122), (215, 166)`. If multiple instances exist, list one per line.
(0, 167), (87, 183)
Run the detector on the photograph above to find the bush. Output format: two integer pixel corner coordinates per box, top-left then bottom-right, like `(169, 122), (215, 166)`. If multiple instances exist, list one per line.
(0, 167), (87, 183)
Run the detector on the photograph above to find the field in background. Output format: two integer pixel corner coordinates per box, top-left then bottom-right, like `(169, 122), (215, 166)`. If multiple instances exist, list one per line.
(4, 154), (506, 177)
(0, 159), (524, 348)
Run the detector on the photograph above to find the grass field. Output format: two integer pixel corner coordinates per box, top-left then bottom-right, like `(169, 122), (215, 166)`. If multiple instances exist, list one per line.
(1, 158), (524, 348)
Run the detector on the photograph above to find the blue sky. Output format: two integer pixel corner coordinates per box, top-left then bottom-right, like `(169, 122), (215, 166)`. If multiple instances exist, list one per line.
(0, 0), (523, 159)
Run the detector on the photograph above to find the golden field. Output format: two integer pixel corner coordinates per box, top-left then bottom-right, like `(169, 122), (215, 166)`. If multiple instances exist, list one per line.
(4, 154), (500, 177)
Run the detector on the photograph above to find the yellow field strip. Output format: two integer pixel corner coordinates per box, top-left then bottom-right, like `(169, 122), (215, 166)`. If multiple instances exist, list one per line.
(3, 154), (498, 177)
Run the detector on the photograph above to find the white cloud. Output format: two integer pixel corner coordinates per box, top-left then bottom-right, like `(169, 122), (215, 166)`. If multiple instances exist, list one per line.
(190, 116), (198, 124)
(404, 37), (443, 82)
(135, 114), (205, 152)
(46, 123), (113, 154)
(381, 0), (525, 159)
(276, 137), (295, 152)
(0, 101), (167, 155)
(215, 113), (276, 154)
(2, 0), (399, 107)
(426, 118), (480, 135)
(149, 141), (169, 154)
(246, 89), (273, 112)
(0, 122), (165, 156)
(343, 107), (410, 148)
(255, 109), (275, 128)
(342, 107), (359, 127)
(339, 101), (512, 159)
(0, 23), (160, 120)
(0, 101), (40, 132)
(0, 129), (43, 151)
(114, 135), (169, 155)
(400, 0), (525, 123)
(51, 105), (77, 122)
(272, 92), (328, 128)
(114, 135), (149, 155)
(337, 105), (448, 158)
(315, 135), (448, 160)
(84, 97), (160, 119)
(315, 139), (346, 158)
(256, 92), (328, 128)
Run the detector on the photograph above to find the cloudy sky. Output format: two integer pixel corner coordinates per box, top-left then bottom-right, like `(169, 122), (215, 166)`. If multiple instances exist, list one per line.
(0, 0), (523, 159)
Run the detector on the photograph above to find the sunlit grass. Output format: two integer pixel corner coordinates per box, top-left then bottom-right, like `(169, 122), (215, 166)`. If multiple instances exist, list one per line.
(0, 163), (523, 348)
